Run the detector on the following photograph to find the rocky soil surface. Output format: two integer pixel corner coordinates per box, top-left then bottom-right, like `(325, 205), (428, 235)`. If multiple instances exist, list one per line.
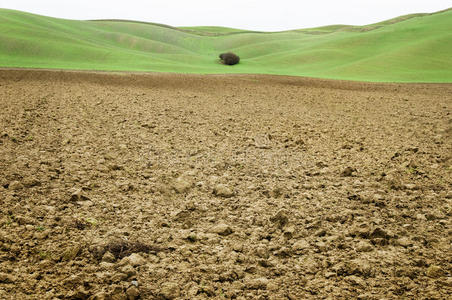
(0, 69), (451, 299)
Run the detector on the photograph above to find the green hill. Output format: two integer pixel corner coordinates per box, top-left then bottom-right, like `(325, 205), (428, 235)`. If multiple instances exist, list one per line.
(0, 8), (451, 82)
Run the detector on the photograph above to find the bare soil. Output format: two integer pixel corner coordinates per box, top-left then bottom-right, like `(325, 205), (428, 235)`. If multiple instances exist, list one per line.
(0, 69), (451, 299)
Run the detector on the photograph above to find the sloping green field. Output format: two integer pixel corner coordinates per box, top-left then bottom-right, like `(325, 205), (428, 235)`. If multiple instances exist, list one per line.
(0, 8), (451, 82)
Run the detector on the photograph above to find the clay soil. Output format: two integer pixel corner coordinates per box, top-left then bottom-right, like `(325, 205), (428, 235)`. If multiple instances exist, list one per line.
(0, 69), (451, 299)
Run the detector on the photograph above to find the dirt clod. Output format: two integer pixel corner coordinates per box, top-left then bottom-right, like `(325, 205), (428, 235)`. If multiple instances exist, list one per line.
(62, 245), (82, 261)
(70, 188), (90, 201)
(172, 176), (192, 194)
(122, 253), (146, 267)
(356, 241), (374, 252)
(270, 210), (289, 229)
(91, 240), (161, 260)
(213, 184), (234, 197)
(126, 286), (140, 300)
(101, 251), (116, 263)
(8, 181), (23, 190)
(159, 282), (180, 299)
(0, 273), (15, 283)
(426, 265), (444, 278)
(246, 277), (269, 289)
(210, 223), (233, 236)
(341, 167), (357, 177)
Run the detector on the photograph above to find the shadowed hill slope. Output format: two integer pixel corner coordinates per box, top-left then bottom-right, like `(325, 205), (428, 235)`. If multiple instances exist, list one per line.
(0, 8), (451, 82)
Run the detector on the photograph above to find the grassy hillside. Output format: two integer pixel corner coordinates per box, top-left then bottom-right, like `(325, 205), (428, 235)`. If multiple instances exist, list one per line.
(0, 8), (451, 82)
(178, 26), (256, 36)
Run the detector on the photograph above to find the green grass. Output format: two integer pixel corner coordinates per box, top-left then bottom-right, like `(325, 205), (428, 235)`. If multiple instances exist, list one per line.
(0, 8), (451, 82)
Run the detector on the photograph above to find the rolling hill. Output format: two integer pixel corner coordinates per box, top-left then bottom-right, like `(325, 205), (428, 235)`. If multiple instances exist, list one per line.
(0, 8), (451, 82)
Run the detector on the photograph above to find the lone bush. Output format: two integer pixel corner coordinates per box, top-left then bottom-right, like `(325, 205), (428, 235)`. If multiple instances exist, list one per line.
(219, 52), (240, 65)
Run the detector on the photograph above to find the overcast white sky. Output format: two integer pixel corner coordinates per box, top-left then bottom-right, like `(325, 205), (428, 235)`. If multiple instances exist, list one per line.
(1, 0), (451, 31)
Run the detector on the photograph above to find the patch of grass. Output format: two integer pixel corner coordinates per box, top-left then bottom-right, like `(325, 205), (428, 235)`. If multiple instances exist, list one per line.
(4, 216), (13, 226)
(0, 8), (451, 82)
(2, 212), (16, 226)
(85, 217), (98, 226)
(38, 250), (51, 259)
(35, 225), (45, 231)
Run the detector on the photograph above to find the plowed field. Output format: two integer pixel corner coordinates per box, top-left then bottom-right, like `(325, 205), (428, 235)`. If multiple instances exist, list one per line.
(1, 69), (451, 299)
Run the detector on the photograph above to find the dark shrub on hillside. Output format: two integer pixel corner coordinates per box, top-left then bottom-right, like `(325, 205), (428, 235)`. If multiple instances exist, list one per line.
(219, 52), (240, 65)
